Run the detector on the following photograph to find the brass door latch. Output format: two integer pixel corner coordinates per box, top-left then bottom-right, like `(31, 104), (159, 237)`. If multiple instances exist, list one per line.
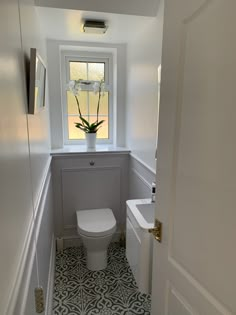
(148, 219), (162, 243)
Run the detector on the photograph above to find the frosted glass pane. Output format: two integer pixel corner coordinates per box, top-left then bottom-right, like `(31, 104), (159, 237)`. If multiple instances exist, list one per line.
(70, 62), (87, 80)
(89, 91), (108, 115)
(68, 116), (88, 140)
(88, 63), (105, 81)
(67, 91), (88, 115)
(90, 116), (109, 139)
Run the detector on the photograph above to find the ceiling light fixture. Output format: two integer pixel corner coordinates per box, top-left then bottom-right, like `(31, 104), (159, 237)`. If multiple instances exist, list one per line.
(82, 20), (108, 34)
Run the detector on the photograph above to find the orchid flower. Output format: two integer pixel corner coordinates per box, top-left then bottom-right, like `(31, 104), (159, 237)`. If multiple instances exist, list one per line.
(93, 82), (100, 94)
(68, 80), (82, 96)
(68, 79), (106, 134)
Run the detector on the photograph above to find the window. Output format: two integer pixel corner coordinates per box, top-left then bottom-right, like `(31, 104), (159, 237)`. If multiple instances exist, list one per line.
(62, 52), (113, 144)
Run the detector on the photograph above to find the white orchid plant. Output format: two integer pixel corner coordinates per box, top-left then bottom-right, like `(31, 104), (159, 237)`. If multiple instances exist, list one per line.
(68, 79), (106, 133)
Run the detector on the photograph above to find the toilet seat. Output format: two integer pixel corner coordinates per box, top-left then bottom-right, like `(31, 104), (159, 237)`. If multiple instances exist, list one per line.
(76, 208), (116, 237)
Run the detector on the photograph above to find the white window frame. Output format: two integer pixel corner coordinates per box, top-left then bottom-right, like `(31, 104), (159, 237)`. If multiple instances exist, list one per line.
(61, 50), (113, 145)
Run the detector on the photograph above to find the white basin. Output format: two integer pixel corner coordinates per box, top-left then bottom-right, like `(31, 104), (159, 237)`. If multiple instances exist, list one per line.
(136, 203), (155, 224)
(126, 199), (155, 229)
(126, 198), (155, 294)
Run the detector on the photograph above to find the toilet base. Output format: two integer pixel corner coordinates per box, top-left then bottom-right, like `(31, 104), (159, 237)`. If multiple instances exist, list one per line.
(87, 249), (107, 271)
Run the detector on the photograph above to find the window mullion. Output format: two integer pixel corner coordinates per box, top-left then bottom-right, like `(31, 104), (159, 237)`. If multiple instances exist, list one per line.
(86, 62), (88, 81)
(85, 62), (90, 124)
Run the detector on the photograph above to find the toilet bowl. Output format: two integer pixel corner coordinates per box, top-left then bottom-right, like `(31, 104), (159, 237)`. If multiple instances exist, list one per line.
(76, 208), (116, 271)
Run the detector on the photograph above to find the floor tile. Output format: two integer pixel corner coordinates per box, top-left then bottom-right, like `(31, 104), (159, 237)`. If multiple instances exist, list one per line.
(53, 243), (151, 315)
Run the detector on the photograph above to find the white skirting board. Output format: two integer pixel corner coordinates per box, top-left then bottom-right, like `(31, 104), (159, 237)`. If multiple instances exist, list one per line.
(45, 235), (56, 315)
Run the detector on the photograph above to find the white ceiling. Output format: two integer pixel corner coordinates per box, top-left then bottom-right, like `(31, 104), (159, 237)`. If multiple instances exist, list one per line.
(35, 0), (160, 17)
(36, 7), (157, 43)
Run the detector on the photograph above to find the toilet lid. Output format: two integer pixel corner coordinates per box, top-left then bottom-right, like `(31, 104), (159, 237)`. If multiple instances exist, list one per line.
(76, 208), (116, 237)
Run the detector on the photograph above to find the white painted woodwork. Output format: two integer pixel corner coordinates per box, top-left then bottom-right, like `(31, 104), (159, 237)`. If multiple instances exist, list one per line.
(46, 41), (126, 149)
(152, 0), (236, 314)
(126, 217), (140, 282)
(35, 0), (160, 17)
(129, 154), (156, 200)
(9, 165), (54, 315)
(126, 199), (154, 294)
(52, 153), (129, 241)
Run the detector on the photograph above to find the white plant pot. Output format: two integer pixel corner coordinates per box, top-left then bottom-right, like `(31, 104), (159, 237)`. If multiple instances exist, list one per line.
(86, 133), (96, 149)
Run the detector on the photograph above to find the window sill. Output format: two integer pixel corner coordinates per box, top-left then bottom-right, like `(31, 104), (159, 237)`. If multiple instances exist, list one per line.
(50, 144), (130, 157)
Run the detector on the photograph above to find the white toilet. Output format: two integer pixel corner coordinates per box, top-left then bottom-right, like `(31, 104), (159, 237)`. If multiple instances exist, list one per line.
(76, 208), (116, 271)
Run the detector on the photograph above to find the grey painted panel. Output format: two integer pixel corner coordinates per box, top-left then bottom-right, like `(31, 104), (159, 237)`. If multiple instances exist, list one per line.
(52, 153), (129, 238)
(62, 167), (121, 228)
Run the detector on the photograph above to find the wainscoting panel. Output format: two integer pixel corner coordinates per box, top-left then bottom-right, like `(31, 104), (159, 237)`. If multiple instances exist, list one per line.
(129, 154), (156, 200)
(52, 152), (129, 244)
(9, 161), (55, 315)
(62, 167), (121, 235)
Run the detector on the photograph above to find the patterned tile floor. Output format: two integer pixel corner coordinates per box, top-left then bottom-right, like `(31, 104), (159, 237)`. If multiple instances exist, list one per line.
(53, 243), (151, 315)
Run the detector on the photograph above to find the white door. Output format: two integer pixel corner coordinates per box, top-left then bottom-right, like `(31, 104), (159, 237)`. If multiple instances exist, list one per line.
(151, 1), (236, 314)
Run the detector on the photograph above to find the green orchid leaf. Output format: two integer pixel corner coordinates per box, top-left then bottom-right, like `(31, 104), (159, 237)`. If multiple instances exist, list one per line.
(90, 120), (105, 128)
(88, 123), (96, 129)
(95, 120), (105, 127)
(74, 123), (88, 132)
(80, 116), (90, 127)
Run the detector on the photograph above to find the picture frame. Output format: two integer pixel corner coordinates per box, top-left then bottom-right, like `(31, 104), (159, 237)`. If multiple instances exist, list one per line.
(28, 48), (46, 114)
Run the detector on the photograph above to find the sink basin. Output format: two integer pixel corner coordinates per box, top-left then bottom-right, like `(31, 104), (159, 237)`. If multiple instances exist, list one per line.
(126, 199), (155, 229)
(136, 203), (155, 224)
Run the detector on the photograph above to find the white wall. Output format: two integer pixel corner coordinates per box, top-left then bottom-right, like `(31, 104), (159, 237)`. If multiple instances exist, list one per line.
(20, 0), (51, 213)
(126, 0), (164, 171)
(35, 0), (160, 17)
(0, 0), (53, 313)
(47, 40), (126, 148)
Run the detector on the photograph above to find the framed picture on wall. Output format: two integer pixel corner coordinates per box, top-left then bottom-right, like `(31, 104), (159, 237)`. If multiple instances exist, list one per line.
(28, 48), (46, 114)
